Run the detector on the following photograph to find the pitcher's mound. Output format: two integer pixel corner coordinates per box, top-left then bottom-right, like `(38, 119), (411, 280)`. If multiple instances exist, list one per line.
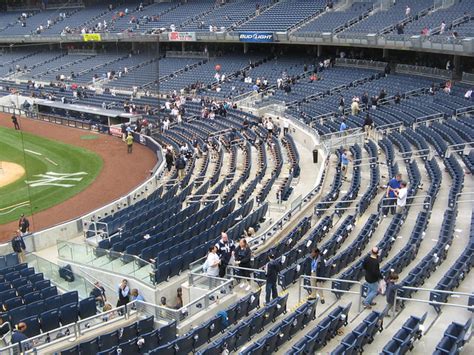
(0, 162), (26, 188)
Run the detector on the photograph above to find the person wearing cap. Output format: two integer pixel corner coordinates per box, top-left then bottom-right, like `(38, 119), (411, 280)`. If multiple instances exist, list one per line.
(265, 254), (280, 304)
(126, 133), (134, 154)
(362, 247), (383, 308)
(90, 281), (107, 307)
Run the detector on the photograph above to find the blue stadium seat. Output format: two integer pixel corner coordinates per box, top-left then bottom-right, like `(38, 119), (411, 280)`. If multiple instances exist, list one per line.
(137, 315), (154, 334)
(60, 302), (79, 325)
(79, 338), (100, 354)
(79, 297), (97, 319)
(40, 309), (61, 332)
(99, 330), (120, 350)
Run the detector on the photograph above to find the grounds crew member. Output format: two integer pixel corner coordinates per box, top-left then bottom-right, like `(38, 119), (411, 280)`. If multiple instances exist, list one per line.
(126, 133), (134, 153)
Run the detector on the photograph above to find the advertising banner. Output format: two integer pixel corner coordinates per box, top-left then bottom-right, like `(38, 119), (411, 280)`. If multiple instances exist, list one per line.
(168, 32), (197, 42)
(238, 32), (273, 43)
(82, 33), (102, 42)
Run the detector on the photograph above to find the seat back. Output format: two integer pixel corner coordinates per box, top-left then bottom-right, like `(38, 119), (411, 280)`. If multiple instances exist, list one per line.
(40, 309), (61, 332)
(60, 302), (79, 325)
(79, 297), (96, 319)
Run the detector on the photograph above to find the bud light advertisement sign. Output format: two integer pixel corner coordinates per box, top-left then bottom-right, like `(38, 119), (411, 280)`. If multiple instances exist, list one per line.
(239, 32), (274, 43)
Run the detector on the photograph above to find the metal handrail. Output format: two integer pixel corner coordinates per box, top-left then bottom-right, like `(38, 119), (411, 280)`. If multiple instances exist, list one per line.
(299, 275), (364, 314)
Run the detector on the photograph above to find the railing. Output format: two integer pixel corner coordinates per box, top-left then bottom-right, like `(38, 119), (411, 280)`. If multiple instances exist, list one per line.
(321, 130), (367, 152)
(391, 286), (473, 329)
(0, 105), (36, 119)
(298, 275), (364, 315)
(462, 72), (474, 85)
(151, 273), (233, 324)
(395, 64), (453, 80)
(0, 32), (471, 56)
(24, 254), (96, 301)
(166, 50), (209, 59)
(335, 58), (387, 71)
(57, 240), (155, 286)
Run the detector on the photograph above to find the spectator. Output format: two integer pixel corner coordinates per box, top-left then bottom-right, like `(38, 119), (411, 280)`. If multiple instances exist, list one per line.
(465, 88), (472, 100)
(440, 21), (446, 34)
(266, 118), (274, 137)
(383, 173), (402, 217)
(90, 281), (107, 307)
(385, 271), (400, 316)
(362, 247), (382, 308)
(395, 181), (408, 214)
(405, 5), (411, 17)
(394, 92), (401, 104)
(11, 322), (30, 350)
(165, 149), (174, 172)
(308, 248), (325, 304)
(175, 154), (186, 180)
(339, 118), (347, 134)
(116, 279), (130, 308)
(18, 214), (30, 235)
(351, 98), (359, 116)
(126, 133), (134, 154)
(282, 117), (290, 135)
(174, 287), (183, 309)
(204, 246), (220, 277)
(265, 254), (280, 304)
(361, 92), (369, 109)
(363, 113), (374, 141)
(131, 288), (144, 302)
(215, 231), (235, 277)
(338, 95), (345, 114)
(12, 114), (20, 130)
(234, 238), (252, 291)
(243, 226), (256, 241)
(11, 230), (26, 263)
(340, 148), (351, 180)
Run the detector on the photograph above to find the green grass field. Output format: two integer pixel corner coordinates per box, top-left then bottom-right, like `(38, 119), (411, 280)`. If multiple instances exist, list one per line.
(0, 126), (102, 225)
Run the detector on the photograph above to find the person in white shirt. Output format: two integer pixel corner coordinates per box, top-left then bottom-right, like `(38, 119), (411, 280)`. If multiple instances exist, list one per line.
(395, 181), (408, 214)
(440, 21), (446, 34)
(465, 89), (472, 100)
(205, 246), (220, 277)
(283, 118), (290, 135)
(405, 6), (411, 17)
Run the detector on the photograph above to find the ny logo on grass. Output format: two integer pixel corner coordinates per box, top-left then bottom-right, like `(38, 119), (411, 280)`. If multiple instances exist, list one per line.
(25, 172), (88, 188)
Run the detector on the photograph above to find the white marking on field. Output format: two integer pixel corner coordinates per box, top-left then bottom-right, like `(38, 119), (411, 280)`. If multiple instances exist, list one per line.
(25, 172), (88, 188)
(0, 201), (30, 216)
(45, 157), (58, 166)
(455, 229), (462, 233)
(25, 149), (42, 156)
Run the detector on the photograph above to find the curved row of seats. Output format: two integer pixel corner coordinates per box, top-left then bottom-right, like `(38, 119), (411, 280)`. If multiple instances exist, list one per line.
(433, 318), (472, 355)
(332, 310), (384, 354)
(429, 212), (474, 311)
(381, 313), (427, 354)
(157, 290), (266, 354)
(61, 316), (177, 355)
(288, 303), (352, 354)
(238, 300), (316, 355)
